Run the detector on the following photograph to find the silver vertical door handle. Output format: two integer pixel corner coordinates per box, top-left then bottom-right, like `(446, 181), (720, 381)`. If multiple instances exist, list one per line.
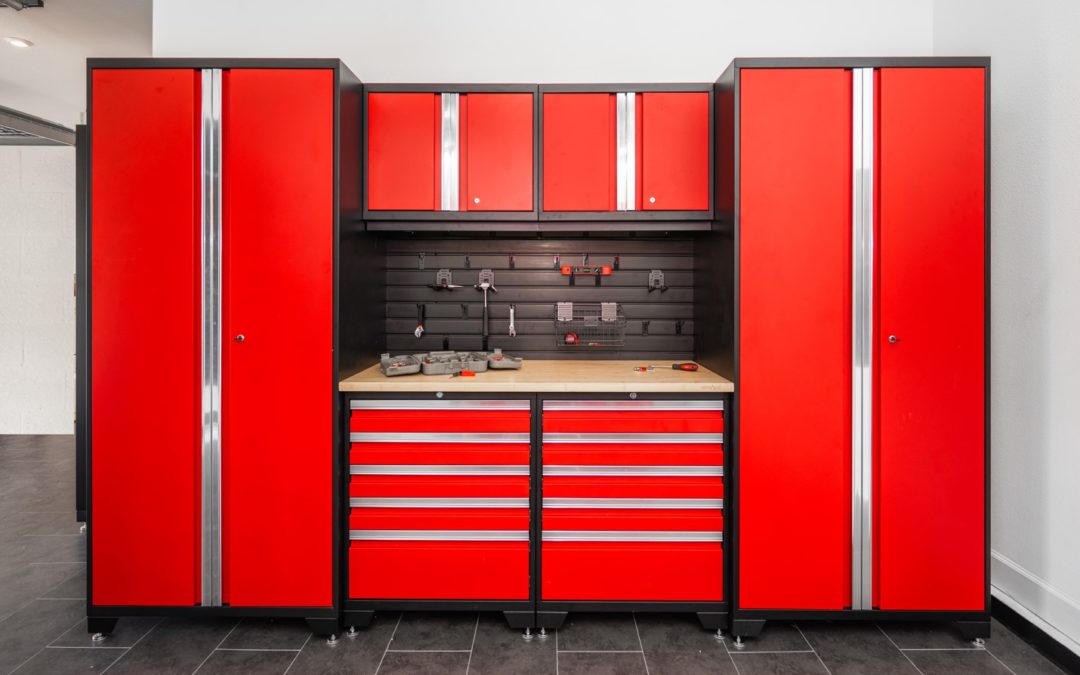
(888, 335), (899, 344)
(235, 334), (245, 342)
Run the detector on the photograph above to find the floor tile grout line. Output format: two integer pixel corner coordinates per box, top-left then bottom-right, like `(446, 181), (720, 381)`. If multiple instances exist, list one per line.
(876, 623), (925, 675)
(216, 648), (303, 652)
(556, 650), (645, 654)
(44, 645), (128, 650)
(100, 617), (163, 675)
(464, 613), (480, 675)
(386, 649), (473, 653)
(283, 632), (312, 675)
(727, 649), (815, 654)
(555, 623), (559, 675)
(373, 613), (403, 675)
(190, 620), (240, 675)
(725, 634), (742, 675)
(900, 647), (989, 651)
(982, 646), (1020, 675)
(631, 612), (651, 675)
(794, 623), (833, 675)
(9, 615), (88, 674)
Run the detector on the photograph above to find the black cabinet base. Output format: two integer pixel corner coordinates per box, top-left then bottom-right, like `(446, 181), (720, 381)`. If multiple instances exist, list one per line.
(305, 617), (341, 637)
(956, 620), (991, 641)
(536, 611), (568, 629)
(503, 611), (535, 629)
(731, 619), (766, 638)
(696, 612), (728, 631)
(87, 617), (118, 635)
(344, 610), (376, 629)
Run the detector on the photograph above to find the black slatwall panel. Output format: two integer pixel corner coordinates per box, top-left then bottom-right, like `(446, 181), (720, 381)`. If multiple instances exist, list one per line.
(383, 238), (696, 359)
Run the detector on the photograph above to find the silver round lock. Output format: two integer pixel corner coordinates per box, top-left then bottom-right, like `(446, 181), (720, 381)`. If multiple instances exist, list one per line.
(234, 334), (245, 342)
(473, 197), (480, 204)
(888, 335), (899, 344)
(629, 392), (638, 400)
(436, 391), (444, 399)
(649, 196), (656, 204)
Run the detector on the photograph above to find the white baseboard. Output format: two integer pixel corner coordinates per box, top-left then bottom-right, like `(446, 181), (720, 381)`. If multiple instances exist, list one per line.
(992, 549), (1080, 657)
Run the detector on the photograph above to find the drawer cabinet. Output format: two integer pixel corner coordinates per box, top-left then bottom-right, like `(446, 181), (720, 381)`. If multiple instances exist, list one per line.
(540, 399), (725, 603)
(346, 399), (532, 601)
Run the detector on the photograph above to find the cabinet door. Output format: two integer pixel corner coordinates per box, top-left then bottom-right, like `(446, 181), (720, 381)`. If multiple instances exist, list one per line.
(542, 93), (616, 211)
(641, 92), (710, 211)
(90, 69), (201, 606)
(367, 92), (439, 211)
(738, 69), (852, 610)
(222, 69), (335, 607)
(878, 68), (986, 611)
(462, 93), (534, 211)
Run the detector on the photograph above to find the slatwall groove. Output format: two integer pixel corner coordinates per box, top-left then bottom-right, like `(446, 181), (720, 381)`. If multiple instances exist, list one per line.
(383, 238), (695, 359)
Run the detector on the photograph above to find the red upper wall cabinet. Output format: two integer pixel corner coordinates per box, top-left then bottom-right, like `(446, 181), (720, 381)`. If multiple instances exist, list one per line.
(365, 88), (536, 217)
(540, 88), (710, 217)
(367, 93), (440, 211)
(641, 92), (710, 211)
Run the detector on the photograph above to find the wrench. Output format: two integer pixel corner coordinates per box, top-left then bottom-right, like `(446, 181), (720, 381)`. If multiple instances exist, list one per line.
(508, 304), (517, 338)
(414, 304), (425, 338)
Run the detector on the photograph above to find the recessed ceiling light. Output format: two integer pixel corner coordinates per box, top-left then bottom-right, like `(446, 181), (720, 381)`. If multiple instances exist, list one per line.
(4, 37), (34, 48)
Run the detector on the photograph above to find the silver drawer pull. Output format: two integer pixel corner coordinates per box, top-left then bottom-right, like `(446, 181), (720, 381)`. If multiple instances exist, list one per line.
(350, 529), (528, 541)
(351, 432), (530, 444)
(542, 530), (723, 543)
(543, 465), (722, 477)
(544, 400), (723, 412)
(350, 497), (529, 509)
(351, 399), (530, 411)
(543, 498), (722, 510)
(351, 464), (528, 476)
(542, 433), (722, 445)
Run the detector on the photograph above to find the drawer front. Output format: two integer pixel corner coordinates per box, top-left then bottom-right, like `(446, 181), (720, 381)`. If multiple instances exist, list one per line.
(543, 476), (723, 500)
(542, 400), (723, 434)
(351, 443), (530, 466)
(543, 444), (722, 467)
(543, 509), (723, 532)
(543, 540), (723, 601)
(350, 540), (529, 600)
(352, 507), (529, 531)
(351, 410), (530, 433)
(350, 475), (529, 498)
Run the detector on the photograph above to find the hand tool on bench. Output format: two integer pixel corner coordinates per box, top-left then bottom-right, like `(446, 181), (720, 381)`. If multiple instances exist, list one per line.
(634, 363), (700, 372)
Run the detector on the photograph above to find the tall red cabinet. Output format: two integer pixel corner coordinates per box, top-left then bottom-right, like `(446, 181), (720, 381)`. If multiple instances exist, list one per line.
(82, 59), (364, 637)
(711, 58), (990, 640)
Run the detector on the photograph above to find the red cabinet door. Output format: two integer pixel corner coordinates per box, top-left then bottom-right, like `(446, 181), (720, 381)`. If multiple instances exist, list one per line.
(542, 93), (616, 211)
(367, 92), (439, 211)
(641, 92), (710, 211)
(877, 68), (986, 611)
(462, 93), (534, 211)
(90, 69), (201, 606)
(738, 69), (853, 610)
(222, 69), (335, 607)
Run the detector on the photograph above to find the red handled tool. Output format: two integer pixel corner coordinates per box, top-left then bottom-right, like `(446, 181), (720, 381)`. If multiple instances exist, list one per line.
(634, 363), (700, 372)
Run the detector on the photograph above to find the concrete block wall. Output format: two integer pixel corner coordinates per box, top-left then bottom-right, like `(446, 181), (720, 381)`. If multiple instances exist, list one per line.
(0, 146), (76, 433)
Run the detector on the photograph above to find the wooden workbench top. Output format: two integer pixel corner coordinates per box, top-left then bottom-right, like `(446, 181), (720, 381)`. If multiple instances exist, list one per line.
(339, 360), (734, 393)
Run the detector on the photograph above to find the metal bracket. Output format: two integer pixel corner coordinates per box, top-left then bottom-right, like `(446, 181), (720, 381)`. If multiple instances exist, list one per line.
(509, 254), (516, 269)
(464, 255), (471, 269)
(642, 320), (650, 336)
(675, 320), (683, 335)
(648, 269), (668, 293)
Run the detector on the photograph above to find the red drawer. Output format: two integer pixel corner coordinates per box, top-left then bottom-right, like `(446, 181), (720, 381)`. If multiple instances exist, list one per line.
(543, 443), (722, 467)
(350, 443), (530, 466)
(542, 541), (722, 601)
(351, 410), (530, 433)
(543, 476), (722, 500)
(350, 475), (529, 498)
(543, 509), (723, 532)
(542, 411), (723, 434)
(351, 507), (529, 531)
(350, 541), (529, 600)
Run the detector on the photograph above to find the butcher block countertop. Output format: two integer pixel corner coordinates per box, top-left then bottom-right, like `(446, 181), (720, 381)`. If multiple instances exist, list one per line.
(339, 360), (734, 393)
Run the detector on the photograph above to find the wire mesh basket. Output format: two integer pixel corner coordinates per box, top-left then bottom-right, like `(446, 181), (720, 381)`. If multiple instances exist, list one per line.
(554, 302), (626, 349)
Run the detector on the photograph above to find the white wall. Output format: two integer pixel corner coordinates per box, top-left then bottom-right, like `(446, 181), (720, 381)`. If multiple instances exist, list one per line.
(152, 0), (934, 81)
(0, 147), (75, 434)
(934, 0), (1080, 657)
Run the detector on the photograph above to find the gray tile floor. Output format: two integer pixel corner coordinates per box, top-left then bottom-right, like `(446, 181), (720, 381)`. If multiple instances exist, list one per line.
(0, 435), (1066, 674)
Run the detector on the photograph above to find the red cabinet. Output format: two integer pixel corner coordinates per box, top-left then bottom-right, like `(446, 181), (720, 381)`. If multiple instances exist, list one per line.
(730, 61), (987, 624)
(346, 399), (532, 602)
(540, 399), (725, 603)
(87, 60), (353, 626)
(540, 88), (711, 216)
(365, 89), (535, 216)
(367, 93), (440, 211)
(641, 92), (710, 211)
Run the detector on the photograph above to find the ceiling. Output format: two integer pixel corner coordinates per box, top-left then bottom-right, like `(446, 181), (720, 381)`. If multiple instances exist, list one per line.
(0, 0), (151, 127)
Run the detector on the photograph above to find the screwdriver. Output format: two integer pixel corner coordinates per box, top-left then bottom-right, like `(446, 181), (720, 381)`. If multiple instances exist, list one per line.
(634, 363), (700, 372)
